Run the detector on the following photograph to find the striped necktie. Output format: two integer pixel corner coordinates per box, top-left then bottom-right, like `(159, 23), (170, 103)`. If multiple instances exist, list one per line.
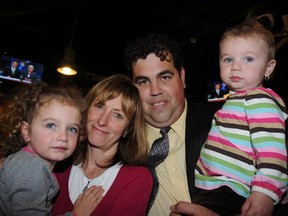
(146, 127), (170, 214)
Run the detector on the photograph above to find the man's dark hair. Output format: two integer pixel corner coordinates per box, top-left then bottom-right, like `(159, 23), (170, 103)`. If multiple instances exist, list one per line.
(123, 33), (183, 74)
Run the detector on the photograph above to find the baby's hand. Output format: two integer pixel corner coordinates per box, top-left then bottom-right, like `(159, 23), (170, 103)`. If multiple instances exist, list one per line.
(241, 191), (273, 216)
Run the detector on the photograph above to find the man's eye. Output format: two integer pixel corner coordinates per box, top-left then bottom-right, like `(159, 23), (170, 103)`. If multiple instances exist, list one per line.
(136, 79), (148, 85)
(161, 75), (171, 81)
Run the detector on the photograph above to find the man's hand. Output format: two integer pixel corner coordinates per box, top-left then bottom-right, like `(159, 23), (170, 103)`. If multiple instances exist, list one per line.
(170, 201), (219, 216)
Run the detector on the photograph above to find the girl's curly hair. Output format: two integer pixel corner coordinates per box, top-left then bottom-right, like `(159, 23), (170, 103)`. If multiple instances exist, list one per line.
(0, 82), (84, 159)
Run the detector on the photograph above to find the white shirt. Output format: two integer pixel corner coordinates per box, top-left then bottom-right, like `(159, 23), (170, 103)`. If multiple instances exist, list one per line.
(69, 163), (122, 203)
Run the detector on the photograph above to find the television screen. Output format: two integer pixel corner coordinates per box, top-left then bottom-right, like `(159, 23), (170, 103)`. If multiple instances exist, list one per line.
(206, 81), (229, 102)
(0, 54), (45, 94)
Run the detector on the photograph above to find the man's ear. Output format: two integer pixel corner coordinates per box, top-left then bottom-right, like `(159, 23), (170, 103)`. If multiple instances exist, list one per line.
(180, 67), (186, 88)
(21, 121), (30, 143)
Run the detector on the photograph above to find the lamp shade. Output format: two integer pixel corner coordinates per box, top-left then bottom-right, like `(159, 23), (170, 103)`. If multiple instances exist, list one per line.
(57, 46), (77, 75)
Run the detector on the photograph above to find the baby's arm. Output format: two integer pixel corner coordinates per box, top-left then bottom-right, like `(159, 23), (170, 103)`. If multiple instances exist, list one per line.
(241, 191), (273, 216)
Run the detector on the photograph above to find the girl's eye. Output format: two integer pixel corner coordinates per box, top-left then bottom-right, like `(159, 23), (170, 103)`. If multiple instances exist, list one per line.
(68, 127), (78, 134)
(46, 122), (56, 129)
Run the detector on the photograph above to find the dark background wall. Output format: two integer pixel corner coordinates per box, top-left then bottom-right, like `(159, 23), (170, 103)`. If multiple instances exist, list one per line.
(0, 0), (288, 103)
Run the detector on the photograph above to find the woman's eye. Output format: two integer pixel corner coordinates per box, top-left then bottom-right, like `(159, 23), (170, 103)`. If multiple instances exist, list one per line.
(114, 113), (123, 119)
(95, 103), (104, 109)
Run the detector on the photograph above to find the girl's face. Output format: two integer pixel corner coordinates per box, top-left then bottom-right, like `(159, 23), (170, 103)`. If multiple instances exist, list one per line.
(21, 100), (81, 169)
(219, 36), (276, 92)
(86, 94), (130, 151)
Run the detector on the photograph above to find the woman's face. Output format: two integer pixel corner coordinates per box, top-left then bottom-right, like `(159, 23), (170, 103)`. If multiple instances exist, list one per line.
(86, 94), (130, 150)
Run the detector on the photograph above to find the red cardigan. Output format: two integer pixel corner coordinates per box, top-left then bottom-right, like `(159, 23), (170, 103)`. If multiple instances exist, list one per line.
(52, 165), (153, 216)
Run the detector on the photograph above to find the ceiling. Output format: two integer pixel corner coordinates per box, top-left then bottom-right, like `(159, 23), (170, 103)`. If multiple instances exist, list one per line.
(0, 0), (288, 101)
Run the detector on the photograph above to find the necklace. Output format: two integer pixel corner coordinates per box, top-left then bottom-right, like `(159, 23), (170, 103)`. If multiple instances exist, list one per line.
(83, 180), (91, 192)
(82, 166), (106, 192)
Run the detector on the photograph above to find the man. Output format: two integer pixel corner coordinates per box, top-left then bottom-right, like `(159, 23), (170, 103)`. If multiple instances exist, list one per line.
(24, 64), (38, 83)
(2, 60), (21, 79)
(208, 82), (227, 99)
(123, 33), (220, 216)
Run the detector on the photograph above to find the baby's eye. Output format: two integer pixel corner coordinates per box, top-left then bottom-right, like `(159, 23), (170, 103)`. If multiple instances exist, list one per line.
(68, 127), (78, 134)
(244, 56), (254, 62)
(223, 57), (232, 63)
(46, 122), (56, 129)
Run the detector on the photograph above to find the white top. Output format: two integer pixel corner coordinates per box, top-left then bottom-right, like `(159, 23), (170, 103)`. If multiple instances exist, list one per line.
(69, 163), (122, 203)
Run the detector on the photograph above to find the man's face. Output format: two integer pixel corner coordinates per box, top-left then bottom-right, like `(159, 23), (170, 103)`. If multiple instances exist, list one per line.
(132, 53), (186, 128)
(12, 61), (17, 68)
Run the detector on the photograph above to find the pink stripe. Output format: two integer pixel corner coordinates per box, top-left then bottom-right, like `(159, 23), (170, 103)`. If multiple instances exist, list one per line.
(248, 117), (284, 125)
(216, 112), (246, 121)
(209, 135), (287, 159)
(252, 181), (284, 198)
(257, 152), (287, 161)
(208, 135), (233, 147)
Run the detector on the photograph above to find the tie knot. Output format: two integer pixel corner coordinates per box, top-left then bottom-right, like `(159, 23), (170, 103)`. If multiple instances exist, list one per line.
(160, 127), (170, 136)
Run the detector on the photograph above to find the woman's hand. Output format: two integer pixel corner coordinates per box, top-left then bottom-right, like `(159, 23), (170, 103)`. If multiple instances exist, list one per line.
(72, 185), (104, 216)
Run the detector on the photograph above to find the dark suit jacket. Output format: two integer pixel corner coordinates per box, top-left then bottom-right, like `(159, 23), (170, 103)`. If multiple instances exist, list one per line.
(24, 71), (38, 83)
(2, 66), (21, 79)
(209, 89), (226, 99)
(185, 101), (221, 199)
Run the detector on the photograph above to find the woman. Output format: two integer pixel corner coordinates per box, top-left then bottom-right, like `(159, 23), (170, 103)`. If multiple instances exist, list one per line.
(52, 74), (153, 216)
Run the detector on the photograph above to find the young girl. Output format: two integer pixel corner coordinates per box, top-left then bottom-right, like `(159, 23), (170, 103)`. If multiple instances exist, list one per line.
(0, 82), (102, 215)
(193, 19), (288, 216)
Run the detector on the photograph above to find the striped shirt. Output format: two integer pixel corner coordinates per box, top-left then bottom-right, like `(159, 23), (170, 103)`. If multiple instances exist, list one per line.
(195, 87), (288, 204)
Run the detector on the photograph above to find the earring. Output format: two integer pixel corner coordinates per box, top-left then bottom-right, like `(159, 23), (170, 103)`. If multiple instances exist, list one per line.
(122, 131), (128, 138)
(265, 75), (270, 81)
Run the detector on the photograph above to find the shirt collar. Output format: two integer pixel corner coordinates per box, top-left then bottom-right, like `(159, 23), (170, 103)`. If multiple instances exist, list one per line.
(146, 99), (187, 143)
